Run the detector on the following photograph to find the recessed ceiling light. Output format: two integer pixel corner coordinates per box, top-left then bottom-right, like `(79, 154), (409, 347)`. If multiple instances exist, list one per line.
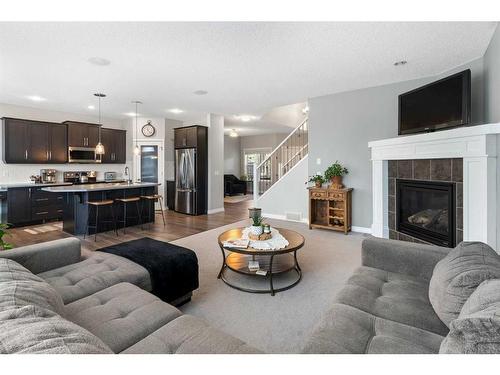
(124, 112), (139, 117)
(26, 95), (46, 102)
(229, 129), (239, 138)
(394, 60), (408, 66)
(168, 108), (184, 114)
(236, 114), (258, 122)
(88, 57), (111, 66)
(193, 90), (208, 96)
(87, 105), (95, 110)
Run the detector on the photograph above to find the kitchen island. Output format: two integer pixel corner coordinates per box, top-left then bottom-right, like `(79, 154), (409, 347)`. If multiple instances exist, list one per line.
(43, 182), (159, 235)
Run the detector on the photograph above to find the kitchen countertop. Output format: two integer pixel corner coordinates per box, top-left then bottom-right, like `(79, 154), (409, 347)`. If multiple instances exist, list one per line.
(42, 182), (160, 193)
(0, 182), (73, 189)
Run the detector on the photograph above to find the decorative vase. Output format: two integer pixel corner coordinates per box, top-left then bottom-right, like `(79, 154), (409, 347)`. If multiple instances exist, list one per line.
(315, 181), (322, 188)
(330, 175), (344, 189)
(250, 225), (263, 236)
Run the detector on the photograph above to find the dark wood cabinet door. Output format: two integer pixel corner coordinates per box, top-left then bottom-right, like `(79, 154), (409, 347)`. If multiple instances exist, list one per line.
(67, 122), (87, 147)
(87, 125), (100, 148)
(114, 129), (126, 163)
(174, 128), (187, 148)
(100, 128), (114, 163)
(3, 118), (29, 163)
(7, 188), (32, 225)
(186, 127), (198, 147)
(28, 123), (49, 163)
(49, 123), (68, 163)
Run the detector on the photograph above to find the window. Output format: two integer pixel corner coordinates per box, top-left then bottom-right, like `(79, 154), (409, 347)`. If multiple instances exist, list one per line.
(243, 148), (271, 181)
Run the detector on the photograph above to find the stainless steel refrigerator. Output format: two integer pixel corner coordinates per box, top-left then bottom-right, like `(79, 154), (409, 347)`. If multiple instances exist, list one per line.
(175, 148), (197, 214)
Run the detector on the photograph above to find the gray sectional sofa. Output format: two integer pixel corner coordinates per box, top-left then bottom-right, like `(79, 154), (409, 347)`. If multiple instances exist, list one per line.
(302, 238), (500, 354)
(0, 238), (259, 354)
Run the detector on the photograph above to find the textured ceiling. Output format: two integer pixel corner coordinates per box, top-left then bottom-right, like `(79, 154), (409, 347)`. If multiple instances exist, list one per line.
(0, 22), (496, 130)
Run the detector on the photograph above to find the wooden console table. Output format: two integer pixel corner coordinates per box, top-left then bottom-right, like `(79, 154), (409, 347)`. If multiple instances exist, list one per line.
(308, 187), (353, 234)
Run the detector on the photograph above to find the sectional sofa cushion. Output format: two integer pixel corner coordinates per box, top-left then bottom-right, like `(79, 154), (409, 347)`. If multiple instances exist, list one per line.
(65, 282), (182, 353)
(0, 305), (112, 354)
(38, 252), (152, 304)
(301, 303), (445, 354)
(334, 266), (448, 336)
(429, 242), (500, 327)
(0, 258), (64, 315)
(122, 315), (262, 354)
(440, 279), (500, 354)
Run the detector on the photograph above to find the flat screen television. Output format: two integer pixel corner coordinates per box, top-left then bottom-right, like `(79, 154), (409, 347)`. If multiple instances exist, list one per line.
(398, 69), (471, 135)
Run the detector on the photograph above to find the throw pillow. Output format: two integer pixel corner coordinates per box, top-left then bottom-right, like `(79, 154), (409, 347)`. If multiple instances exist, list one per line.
(0, 258), (64, 315)
(429, 241), (500, 327)
(440, 279), (500, 354)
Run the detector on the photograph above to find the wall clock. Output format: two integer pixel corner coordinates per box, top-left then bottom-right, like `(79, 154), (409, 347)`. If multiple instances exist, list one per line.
(141, 120), (156, 137)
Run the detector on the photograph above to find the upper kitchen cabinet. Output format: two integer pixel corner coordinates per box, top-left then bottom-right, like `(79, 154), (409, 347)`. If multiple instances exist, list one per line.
(64, 121), (100, 148)
(100, 128), (126, 164)
(174, 126), (199, 148)
(2, 118), (68, 164)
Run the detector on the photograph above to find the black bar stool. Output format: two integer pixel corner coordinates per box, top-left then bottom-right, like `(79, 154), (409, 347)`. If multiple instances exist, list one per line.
(115, 197), (142, 233)
(140, 194), (166, 228)
(84, 200), (117, 242)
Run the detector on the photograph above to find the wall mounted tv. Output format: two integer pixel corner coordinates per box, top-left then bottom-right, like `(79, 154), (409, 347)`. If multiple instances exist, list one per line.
(398, 69), (471, 135)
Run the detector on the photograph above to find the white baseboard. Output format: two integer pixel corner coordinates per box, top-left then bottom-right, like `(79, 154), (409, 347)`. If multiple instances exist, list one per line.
(207, 207), (225, 214)
(352, 226), (372, 234)
(262, 212), (309, 224)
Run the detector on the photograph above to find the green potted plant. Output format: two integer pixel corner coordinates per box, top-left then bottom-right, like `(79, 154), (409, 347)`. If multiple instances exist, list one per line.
(308, 174), (325, 188)
(324, 161), (349, 188)
(0, 223), (13, 251)
(250, 211), (264, 236)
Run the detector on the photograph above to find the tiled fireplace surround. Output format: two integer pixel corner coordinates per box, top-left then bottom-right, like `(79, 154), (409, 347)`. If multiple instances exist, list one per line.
(387, 158), (463, 245)
(369, 124), (500, 250)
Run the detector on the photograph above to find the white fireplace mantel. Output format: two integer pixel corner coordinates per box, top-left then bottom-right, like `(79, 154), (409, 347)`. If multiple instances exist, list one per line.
(368, 123), (500, 249)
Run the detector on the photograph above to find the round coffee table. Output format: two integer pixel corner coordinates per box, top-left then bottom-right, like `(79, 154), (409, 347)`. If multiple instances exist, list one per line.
(217, 227), (305, 296)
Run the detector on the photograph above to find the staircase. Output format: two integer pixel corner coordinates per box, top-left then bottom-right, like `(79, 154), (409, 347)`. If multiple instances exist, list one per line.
(253, 118), (308, 204)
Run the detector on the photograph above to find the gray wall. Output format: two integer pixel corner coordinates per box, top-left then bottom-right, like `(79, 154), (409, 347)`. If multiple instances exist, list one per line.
(207, 114), (225, 212)
(224, 135), (241, 176)
(308, 58), (485, 229)
(485, 25), (500, 123)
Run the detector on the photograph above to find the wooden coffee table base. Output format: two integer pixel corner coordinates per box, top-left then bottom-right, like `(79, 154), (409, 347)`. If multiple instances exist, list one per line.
(217, 250), (302, 296)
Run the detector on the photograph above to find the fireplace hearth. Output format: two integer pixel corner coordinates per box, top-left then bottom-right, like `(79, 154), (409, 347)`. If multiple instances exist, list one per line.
(396, 179), (455, 247)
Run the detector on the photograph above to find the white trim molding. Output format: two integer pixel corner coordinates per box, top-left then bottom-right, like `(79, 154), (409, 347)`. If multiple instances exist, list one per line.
(369, 123), (500, 249)
(207, 207), (225, 214)
(352, 226), (373, 234)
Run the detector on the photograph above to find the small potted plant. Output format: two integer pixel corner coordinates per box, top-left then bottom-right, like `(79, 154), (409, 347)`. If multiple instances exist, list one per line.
(308, 174), (325, 188)
(324, 161), (349, 189)
(0, 223), (13, 251)
(250, 211), (264, 236)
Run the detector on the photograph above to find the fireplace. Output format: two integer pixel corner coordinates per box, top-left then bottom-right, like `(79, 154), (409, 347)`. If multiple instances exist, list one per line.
(396, 179), (455, 247)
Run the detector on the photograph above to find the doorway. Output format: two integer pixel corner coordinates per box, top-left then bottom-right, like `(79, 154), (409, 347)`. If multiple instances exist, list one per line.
(133, 140), (165, 207)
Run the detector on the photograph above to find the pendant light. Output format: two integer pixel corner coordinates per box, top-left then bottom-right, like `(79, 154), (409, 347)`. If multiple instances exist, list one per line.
(94, 93), (106, 155)
(132, 100), (142, 156)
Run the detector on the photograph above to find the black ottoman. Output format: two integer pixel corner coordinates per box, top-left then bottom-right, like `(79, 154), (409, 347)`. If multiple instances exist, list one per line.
(98, 237), (199, 305)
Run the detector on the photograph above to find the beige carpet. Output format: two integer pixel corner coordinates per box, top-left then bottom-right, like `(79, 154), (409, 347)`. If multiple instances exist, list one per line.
(172, 218), (368, 353)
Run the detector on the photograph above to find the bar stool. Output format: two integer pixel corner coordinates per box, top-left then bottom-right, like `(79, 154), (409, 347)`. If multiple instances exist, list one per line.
(84, 200), (117, 242)
(115, 197), (142, 234)
(140, 194), (166, 228)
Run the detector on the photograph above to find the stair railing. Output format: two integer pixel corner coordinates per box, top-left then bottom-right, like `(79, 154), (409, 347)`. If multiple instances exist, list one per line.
(253, 117), (308, 204)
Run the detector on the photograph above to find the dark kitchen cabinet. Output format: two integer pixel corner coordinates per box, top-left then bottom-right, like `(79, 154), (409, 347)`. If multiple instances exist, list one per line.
(174, 126), (198, 148)
(100, 128), (126, 164)
(49, 123), (68, 163)
(3, 118), (29, 163)
(7, 187), (32, 225)
(64, 121), (100, 148)
(7, 186), (65, 226)
(2, 118), (67, 164)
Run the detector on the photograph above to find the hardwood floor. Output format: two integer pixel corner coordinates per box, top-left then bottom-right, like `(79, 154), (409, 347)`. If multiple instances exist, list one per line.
(7, 199), (252, 254)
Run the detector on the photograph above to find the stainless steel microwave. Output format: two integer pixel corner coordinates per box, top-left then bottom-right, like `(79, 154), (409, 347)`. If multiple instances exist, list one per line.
(68, 147), (101, 164)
